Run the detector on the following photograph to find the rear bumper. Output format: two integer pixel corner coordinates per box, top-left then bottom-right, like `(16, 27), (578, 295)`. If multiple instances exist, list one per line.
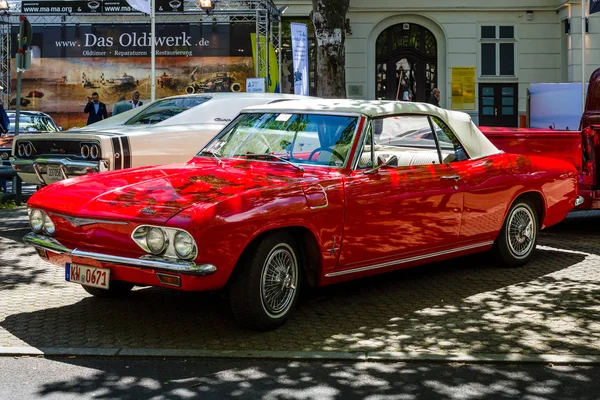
(10, 157), (107, 185)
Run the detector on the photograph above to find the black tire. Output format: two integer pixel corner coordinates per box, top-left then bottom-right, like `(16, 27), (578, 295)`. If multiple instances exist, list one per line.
(185, 86), (196, 94)
(230, 82), (242, 92)
(492, 199), (538, 267)
(229, 232), (301, 331)
(81, 281), (134, 298)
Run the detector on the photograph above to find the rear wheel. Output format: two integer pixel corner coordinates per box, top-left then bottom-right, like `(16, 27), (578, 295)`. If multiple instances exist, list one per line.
(492, 199), (538, 267)
(81, 281), (134, 298)
(229, 232), (300, 331)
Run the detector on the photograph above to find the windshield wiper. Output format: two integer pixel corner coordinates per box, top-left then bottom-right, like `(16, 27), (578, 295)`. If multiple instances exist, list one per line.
(244, 153), (304, 172)
(199, 150), (224, 168)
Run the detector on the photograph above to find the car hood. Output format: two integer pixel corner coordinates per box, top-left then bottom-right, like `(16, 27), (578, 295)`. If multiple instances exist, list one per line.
(28, 159), (326, 224)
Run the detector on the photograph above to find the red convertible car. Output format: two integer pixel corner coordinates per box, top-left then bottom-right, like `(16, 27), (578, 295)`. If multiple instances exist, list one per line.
(24, 99), (579, 330)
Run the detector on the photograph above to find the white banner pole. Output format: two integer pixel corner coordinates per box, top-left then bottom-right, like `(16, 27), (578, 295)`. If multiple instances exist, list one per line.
(151, 0), (156, 102)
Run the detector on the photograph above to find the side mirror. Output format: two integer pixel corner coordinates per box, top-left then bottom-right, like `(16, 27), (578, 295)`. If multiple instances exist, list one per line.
(366, 154), (398, 174)
(58, 127), (63, 131)
(377, 154), (398, 167)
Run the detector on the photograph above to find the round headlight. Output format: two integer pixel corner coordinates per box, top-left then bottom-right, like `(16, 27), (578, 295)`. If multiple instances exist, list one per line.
(29, 209), (44, 233)
(43, 214), (56, 235)
(1, 152), (8, 160)
(17, 144), (25, 157)
(174, 231), (196, 260)
(146, 227), (167, 254)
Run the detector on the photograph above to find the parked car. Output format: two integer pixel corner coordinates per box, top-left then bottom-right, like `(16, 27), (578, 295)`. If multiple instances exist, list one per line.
(23, 99), (579, 330)
(10, 93), (306, 185)
(0, 111), (60, 166)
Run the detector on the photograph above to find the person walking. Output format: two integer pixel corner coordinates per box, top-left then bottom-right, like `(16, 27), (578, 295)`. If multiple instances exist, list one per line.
(428, 88), (441, 107)
(84, 92), (108, 125)
(112, 95), (130, 116)
(130, 90), (143, 109)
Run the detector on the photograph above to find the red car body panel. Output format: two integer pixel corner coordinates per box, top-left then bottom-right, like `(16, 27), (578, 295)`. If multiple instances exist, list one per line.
(26, 111), (578, 293)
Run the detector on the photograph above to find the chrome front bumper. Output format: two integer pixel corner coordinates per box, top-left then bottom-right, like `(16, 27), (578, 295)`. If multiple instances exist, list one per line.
(23, 233), (217, 276)
(10, 157), (107, 185)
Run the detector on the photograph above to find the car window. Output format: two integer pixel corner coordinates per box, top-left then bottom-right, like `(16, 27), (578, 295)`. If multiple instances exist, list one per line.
(429, 116), (469, 162)
(8, 115), (59, 133)
(357, 115), (441, 168)
(202, 113), (359, 168)
(125, 97), (210, 125)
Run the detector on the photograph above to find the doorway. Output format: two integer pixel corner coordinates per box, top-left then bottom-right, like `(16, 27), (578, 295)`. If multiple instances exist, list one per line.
(375, 23), (437, 102)
(478, 83), (519, 127)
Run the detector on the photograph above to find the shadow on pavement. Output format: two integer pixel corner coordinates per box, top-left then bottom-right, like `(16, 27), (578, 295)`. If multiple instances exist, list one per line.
(2, 242), (596, 357)
(12, 357), (600, 400)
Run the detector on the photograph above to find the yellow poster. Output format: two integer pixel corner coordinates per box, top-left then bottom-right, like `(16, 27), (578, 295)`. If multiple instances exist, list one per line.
(250, 33), (280, 93)
(451, 67), (476, 110)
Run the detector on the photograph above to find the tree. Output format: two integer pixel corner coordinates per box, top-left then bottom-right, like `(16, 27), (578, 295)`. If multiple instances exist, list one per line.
(311, 0), (350, 98)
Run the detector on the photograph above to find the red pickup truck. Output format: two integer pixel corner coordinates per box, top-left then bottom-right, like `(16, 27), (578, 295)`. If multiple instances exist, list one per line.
(481, 69), (600, 210)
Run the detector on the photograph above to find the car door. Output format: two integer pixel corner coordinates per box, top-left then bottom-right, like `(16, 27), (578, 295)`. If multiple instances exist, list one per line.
(337, 115), (465, 272)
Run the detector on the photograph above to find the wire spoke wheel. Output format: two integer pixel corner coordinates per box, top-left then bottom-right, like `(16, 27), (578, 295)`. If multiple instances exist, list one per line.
(506, 205), (536, 258)
(260, 244), (298, 318)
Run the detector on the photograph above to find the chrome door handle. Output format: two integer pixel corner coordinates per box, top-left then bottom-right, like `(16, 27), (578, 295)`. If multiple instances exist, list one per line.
(441, 175), (460, 181)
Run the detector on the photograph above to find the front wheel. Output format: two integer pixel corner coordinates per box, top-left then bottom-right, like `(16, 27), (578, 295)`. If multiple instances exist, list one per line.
(492, 199), (538, 267)
(229, 232), (301, 331)
(82, 281), (134, 298)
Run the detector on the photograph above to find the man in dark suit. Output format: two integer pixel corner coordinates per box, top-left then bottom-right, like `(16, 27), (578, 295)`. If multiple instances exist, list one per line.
(427, 88), (441, 107)
(130, 90), (143, 109)
(84, 92), (108, 125)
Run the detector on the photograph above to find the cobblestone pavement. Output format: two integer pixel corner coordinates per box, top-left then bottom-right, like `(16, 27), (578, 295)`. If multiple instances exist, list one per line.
(0, 207), (599, 356)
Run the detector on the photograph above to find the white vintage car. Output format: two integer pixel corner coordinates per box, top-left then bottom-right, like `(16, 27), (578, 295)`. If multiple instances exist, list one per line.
(10, 93), (306, 185)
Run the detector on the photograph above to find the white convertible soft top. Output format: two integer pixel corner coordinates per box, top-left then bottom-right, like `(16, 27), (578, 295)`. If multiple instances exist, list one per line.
(243, 99), (501, 160)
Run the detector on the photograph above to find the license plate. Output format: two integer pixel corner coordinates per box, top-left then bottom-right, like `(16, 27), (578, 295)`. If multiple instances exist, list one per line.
(66, 263), (110, 289)
(47, 165), (63, 182)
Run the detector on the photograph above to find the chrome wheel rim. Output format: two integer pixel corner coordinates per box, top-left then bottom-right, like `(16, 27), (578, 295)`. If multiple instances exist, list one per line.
(260, 243), (298, 319)
(506, 205), (536, 258)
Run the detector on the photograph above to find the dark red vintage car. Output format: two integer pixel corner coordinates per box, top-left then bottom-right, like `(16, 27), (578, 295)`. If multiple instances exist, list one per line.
(24, 99), (579, 330)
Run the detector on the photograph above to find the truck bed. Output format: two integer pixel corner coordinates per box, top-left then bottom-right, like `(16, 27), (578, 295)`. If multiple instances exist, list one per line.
(480, 126), (583, 172)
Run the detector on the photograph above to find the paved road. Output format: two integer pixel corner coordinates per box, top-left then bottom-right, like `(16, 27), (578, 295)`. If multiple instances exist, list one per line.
(0, 208), (599, 358)
(1, 357), (599, 400)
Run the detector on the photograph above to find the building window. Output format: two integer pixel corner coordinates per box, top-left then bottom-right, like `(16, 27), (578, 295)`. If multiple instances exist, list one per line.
(480, 25), (515, 77)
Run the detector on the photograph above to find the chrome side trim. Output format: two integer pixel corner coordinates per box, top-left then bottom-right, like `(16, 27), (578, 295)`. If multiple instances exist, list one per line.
(23, 233), (217, 276)
(575, 196), (584, 207)
(325, 241), (495, 278)
(49, 213), (129, 227)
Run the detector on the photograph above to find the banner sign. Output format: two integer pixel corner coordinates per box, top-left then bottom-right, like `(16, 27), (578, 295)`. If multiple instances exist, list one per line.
(290, 22), (309, 96)
(14, 24), (252, 58)
(591, 0), (600, 15)
(10, 23), (255, 129)
(21, 0), (183, 14)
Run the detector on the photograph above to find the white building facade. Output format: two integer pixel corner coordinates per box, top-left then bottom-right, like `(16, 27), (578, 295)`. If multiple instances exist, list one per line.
(281, 0), (596, 126)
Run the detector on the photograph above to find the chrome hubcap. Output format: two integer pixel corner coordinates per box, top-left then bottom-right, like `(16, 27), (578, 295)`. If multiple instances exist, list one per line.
(260, 244), (298, 318)
(507, 206), (535, 257)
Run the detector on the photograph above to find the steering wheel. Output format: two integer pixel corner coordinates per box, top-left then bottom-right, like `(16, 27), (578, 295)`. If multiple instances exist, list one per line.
(308, 147), (344, 162)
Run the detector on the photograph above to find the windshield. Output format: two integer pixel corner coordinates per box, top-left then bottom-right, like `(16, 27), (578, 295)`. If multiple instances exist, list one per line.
(125, 97), (210, 125)
(8, 115), (59, 133)
(201, 112), (359, 168)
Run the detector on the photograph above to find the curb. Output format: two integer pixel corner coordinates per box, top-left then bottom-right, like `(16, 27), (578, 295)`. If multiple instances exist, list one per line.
(2, 347), (600, 365)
